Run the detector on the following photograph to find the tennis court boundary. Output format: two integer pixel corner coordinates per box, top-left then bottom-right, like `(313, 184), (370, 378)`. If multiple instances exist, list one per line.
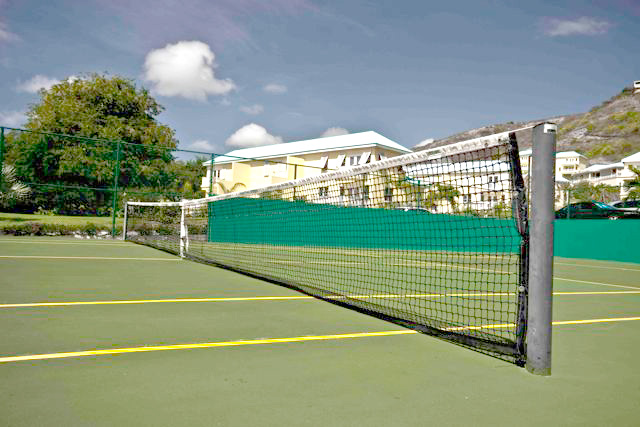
(1, 316), (639, 364)
(2, 290), (639, 309)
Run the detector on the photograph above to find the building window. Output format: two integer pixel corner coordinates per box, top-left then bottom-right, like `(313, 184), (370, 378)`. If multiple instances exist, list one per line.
(319, 186), (329, 198)
(363, 185), (370, 200)
(463, 194), (470, 204)
(349, 155), (361, 166)
(384, 187), (393, 202)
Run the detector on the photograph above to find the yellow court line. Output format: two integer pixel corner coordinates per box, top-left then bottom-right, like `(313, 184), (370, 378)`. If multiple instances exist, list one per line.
(0, 296), (314, 308)
(2, 290), (638, 309)
(0, 256), (180, 261)
(553, 317), (640, 325)
(0, 330), (415, 364)
(554, 277), (640, 290)
(1, 316), (639, 364)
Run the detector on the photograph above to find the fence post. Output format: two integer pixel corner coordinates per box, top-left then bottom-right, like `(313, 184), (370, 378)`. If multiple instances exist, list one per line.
(0, 127), (5, 180)
(526, 122), (556, 375)
(111, 141), (121, 237)
(209, 153), (215, 196)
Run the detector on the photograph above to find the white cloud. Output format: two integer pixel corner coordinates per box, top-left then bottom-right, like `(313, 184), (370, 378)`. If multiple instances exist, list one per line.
(143, 40), (235, 101)
(17, 75), (59, 93)
(240, 104), (264, 115)
(226, 123), (283, 148)
(0, 22), (18, 42)
(0, 111), (26, 127)
(189, 139), (217, 152)
(321, 127), (349, 137)
(542, 17), (611, 37)
(263, 83), (287, 94)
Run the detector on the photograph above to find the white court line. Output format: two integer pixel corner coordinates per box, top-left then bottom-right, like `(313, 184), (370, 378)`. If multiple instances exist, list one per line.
(555, 261), (640, 272)
(0, 240), (130, 246)
(554, 277), (640, 290)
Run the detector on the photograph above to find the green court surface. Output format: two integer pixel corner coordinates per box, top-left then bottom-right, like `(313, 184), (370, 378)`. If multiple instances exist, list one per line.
(0, 237), (639, 426)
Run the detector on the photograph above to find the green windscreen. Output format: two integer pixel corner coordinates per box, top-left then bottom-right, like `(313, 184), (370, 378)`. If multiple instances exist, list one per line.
(126, 132), (529, 365)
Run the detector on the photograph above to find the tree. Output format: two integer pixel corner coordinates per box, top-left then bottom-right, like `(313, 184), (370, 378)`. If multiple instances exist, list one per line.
(0, 164), (30, 207)
(624, 165), (640, 200)
(214, 181), (246, 194)
(570, 182), (620, 204)
(426, 184), (460, 213)
(5, 73), (178, 214)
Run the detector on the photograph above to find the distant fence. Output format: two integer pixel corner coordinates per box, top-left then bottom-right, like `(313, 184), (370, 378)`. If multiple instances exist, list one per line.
(0, 126), (326, 236)
(554, 219), (640, 263)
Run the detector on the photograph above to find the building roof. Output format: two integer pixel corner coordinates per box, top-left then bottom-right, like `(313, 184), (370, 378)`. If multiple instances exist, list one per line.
(204, 131), (411, 165)
(621, 151), (640, 163)
(578, 163), (624, 173)
(556, 151), (586, 158)
(520, 149), (586, 159)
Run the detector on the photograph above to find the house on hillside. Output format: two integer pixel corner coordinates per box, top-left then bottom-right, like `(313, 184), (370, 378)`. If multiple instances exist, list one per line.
(620, 151), (640, 198)
(570, 163), (625, 187)
(201, 131), (411, 199)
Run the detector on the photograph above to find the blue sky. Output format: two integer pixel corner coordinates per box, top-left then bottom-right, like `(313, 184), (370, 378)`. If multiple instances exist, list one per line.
(1, 0), (638, 154)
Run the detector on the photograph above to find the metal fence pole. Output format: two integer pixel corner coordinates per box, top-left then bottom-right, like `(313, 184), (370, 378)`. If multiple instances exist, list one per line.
(111, 141), (121, 237)
(209, 153), (215, 196)
(122, 201), (129, 240)
(526, 122), (556, 375)
(0, 127), (5, 180)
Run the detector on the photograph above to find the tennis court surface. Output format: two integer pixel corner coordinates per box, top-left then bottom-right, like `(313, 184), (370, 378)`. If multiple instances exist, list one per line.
(1, 237), (639, 426)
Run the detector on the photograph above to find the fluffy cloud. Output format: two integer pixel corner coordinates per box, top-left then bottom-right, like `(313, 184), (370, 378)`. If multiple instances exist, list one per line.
(189, 139), (217, 153)
(226, 123), (283, 148)
(17, 75), (59, 93)
(0, 22), (18, 42)
(542, 17), (611, 37)
(240, 104), (264, 115)
(0, 111), (26, 127)
(321, 127), (349, 137)
(263, 83), (287, 94)
(144, 41), (235, 101)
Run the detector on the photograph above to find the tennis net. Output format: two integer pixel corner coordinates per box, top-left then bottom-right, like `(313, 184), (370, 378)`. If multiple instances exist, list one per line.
(125, 130), (530, 364)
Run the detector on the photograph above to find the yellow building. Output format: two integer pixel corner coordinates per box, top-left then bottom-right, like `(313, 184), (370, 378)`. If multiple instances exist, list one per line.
(201, 131), (411, 196)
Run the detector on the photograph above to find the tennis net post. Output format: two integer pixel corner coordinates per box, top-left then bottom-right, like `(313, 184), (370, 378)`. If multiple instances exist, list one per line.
(526, 122), (556, 376)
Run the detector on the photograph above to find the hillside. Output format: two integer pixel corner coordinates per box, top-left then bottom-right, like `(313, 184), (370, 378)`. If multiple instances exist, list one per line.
(415, 86), (640, 163)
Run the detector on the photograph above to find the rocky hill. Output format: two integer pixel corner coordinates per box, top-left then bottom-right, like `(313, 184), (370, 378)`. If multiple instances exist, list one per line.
(415, 86), (640, 163)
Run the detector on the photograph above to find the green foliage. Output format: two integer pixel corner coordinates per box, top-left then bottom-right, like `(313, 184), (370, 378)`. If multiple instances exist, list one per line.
(215, 181), (247, 194)
(624, 165), (640, 200)
(4, 73), (179, 214)
(586, 143), (616, 158)
(570, 182), (620, 204)
(0, 164), (31, 207)
(0, 220), (121, 236)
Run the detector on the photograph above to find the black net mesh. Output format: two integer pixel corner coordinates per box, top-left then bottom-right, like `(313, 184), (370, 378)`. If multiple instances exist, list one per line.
(126, 133), (529, 364)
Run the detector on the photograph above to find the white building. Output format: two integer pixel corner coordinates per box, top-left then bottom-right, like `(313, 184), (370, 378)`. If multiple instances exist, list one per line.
(570, 162), (625, 187)
(201, 131), (411, 196)
(620, 151), (640, 198)
(555, 151), (588, 178)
